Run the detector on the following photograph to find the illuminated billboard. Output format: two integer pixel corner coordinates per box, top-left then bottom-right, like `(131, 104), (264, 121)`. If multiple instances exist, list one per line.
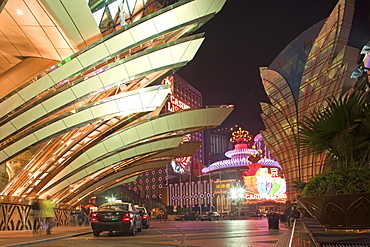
(168, 156), (192, 175)
(242, 167), (286, 201)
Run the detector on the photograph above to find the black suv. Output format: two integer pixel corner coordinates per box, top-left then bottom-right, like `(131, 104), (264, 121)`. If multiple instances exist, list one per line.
(90, 202), (142, 236)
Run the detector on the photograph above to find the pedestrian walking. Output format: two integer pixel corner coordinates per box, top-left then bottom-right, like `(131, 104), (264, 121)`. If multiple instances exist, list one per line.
(31, 198), (41, 234)
(76, 207), (84, 226)
(39, 196), (55, 234)
(71, 208), (77, 226)
(83, 206), (90, 226)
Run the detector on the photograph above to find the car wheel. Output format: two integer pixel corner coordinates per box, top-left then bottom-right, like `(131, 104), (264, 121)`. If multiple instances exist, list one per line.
(93, 231), (100, 237)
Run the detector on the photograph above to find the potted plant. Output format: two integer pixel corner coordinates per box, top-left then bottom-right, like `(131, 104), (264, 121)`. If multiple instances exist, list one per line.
(296, 73), (370, 230)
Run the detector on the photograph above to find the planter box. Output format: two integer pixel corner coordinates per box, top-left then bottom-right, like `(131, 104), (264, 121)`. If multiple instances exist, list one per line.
(297, 193), (370, 230)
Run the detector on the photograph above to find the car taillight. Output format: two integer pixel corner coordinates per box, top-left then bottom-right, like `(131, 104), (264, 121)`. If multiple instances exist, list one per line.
(90, 213), (98, 222)
(142, 215), (148, 220)
(122, 213), (131, 221)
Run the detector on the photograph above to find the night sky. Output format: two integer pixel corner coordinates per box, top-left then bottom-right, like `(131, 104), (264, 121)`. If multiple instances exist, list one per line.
(178, 0), (342, 136)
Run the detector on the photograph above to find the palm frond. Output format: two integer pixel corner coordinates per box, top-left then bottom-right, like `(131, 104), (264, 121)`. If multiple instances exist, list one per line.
(299, 73), (370, 169)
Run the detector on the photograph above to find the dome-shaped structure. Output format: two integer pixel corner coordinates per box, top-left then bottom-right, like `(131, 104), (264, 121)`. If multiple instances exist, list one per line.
(202, 127), (286, 201)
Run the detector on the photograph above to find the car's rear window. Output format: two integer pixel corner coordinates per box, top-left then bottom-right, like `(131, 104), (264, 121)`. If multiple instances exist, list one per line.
(136, 207), (145, 212)
(99, 204), (128, 211)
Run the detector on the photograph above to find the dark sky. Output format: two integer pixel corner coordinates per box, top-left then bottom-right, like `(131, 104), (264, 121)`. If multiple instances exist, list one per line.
(178, 0), (341, 136)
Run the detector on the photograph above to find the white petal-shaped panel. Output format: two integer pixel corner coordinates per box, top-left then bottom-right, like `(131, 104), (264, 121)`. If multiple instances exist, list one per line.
(42, 89), (76, 112)
(0, 93), (24, 118)
(85, 143), (108, 161)
(33, 121), (67, 140)
(48, 59), (83, 85)
(195, 0), (227, 16)
(18, 75), (55, 102)
(71, 76), (104, 98)
(174, 1), (199, 24)
(129, 19), (157, 43)
(77, 44), (110, 68)
(104, 30), (136, 55)
(44, 137), (183, 197)
(0, 123), (16, 140)
(10, 104), (47, 129)
(152, 6), (180, 33)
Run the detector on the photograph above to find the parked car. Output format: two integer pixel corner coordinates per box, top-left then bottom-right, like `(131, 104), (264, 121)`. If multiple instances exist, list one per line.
(200, 212), (221, 221)
(135, 206), (150, 229)
(175, 212), (200, 221)
(247, 212), (262, 219)
(90, 202), (142, 236)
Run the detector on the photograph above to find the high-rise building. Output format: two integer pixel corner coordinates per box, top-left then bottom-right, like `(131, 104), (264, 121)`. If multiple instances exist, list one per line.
(259, 0), (369, 201)
(161, 74), (204, 176)
(122, 73), (205, 204)
(207, 124), (241, 165)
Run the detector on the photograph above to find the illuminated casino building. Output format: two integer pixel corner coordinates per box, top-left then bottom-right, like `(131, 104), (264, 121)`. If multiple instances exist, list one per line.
(161, 74), (204, 176)
(201, 127), (286, 214)
(0, 0), (231, 230)
(259, 0), (370, 201)
(121, 74), (205, 205)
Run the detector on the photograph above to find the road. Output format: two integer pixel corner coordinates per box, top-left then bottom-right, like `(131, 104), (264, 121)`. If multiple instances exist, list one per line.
(30, 219), (285, 247)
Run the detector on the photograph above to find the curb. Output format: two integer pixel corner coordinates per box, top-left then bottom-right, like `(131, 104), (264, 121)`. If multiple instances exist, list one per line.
(4, 231), (92, 247)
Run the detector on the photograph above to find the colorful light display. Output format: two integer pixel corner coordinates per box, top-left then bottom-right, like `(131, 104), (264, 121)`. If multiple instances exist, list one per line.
(203, 127), (286, 202)
(170, 156), (192, 174)
(243, 167), (286, 201)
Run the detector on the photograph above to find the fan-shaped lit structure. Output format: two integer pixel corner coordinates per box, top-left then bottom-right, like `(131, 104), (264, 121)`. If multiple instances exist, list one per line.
(0, 0), (231, 230)
(258, 0), (368, 200)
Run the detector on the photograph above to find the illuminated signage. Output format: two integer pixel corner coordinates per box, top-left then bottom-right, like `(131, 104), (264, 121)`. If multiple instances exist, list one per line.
(215, 183), (231, 189)
(167, 95), (190, 112)
(242, 166), (286, 202)
(170, 156), (191, 174)
(245, 193), (287, 201)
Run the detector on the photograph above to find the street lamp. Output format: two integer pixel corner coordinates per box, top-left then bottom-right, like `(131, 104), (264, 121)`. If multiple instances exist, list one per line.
(230, 187), (245, 216)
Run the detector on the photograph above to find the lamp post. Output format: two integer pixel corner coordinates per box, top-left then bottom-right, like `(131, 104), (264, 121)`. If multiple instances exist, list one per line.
(230, 187), (245, 217)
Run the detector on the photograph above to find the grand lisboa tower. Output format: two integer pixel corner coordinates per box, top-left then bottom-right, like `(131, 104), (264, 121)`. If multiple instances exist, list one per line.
(0, 0), (231, 229)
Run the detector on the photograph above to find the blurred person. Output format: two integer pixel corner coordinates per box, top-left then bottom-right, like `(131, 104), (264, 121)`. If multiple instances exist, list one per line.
(39, 196), (55, 234)
(288, 206), (300, 227)
(31, 198), (41, 234)
(76, 207), (84, 226)
(83, 206), (90, 226)
(285, 206), (292, 225)
(70, 208), (77, 226)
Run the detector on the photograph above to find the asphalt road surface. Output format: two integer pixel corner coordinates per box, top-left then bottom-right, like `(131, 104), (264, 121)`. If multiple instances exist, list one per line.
(30, 219), (285, 247)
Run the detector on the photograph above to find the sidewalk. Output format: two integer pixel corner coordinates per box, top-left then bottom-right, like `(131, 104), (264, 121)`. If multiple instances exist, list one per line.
(302, 218), (370, 246)
(0, 226), (92, 247)
(275, 219), (315, 247)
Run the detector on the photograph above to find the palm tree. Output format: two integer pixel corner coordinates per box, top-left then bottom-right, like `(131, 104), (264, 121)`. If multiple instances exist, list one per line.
(298, 74), (370, 196)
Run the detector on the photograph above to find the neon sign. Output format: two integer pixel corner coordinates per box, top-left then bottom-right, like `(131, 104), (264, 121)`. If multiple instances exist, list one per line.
(245, 193), (287, 200)
(170, 156), (191, 174)
(167, 95), (190, 112)
(243, 166), (286, 201)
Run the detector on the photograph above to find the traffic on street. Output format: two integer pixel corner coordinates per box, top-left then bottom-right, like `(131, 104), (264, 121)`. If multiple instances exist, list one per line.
(28, 219), (284, 247)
